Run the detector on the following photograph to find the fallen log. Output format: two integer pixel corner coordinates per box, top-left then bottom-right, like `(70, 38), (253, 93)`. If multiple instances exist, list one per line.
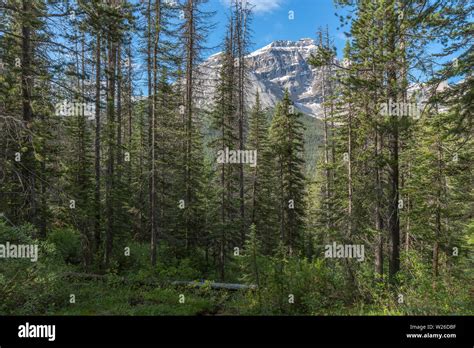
(61, 273), (257, 291)
(171, 280), (257, 291)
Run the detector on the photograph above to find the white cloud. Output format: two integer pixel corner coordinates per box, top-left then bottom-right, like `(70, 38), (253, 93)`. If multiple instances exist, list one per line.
(220, 0), (284, 14)
(336, 32), (348, 41)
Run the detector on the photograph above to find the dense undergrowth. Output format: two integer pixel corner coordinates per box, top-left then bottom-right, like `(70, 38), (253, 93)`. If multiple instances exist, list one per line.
(0, 223), (472, 316)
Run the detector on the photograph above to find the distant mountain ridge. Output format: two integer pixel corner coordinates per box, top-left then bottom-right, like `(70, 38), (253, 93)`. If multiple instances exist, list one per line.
(197, 38), (332, 118)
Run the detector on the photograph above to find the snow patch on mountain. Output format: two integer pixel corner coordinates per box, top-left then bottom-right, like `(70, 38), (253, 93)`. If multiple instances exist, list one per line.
(196, 38), (332, 118)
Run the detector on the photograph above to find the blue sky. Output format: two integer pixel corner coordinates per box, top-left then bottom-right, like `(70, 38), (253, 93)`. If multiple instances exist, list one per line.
(203, 0), (350, 58)
(199, 0), (461, 83)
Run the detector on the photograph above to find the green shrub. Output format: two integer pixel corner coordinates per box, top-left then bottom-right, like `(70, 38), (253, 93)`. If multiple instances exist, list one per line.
(238, 248), (343, 315)
(47, 228), (81, 264)
(0, 221), (35, 244)
(115, 241), (150, 273)
(0, 223), (70, 315)
(354, 250), (474, 315)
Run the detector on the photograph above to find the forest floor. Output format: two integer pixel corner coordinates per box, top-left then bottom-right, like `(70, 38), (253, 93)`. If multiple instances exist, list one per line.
(2, 225), (471, 316)
(49, 278), (243, 315)
(43, 269), (473, 316)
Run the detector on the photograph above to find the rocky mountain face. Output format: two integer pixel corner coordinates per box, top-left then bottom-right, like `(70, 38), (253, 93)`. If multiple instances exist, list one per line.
(196, 38), (331, 118)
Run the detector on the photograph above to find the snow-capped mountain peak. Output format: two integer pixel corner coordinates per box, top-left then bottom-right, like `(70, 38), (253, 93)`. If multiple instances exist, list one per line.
(197, 38), (331, 117)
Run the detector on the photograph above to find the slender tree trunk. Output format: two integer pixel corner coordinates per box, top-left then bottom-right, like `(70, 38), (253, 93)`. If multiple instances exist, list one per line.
(387, 109), (400, 283)
(21, 0), (37, 226)
(219, 121), (226, 280)
(104, 30), (117, 268)
(220, 160), (226, 281)
(431, 64), (443, 280)
(94, 32), (102, 259)
(387, 2), (400, 283)
(433, 140), (443, 278)
(347, 106), (353, 236)
(149, 0), (162, 266)
(184, 0), (195, 252)
(127, 43), (133, 189)
(80, 32), (92, 268)
(405, 162), (411, 252)
(319, 32), (331, 233)
(235, 1), (247, 246)
(116, 44), (123, 185)
(326, 28), (336, 195)
(375, 130), (384, 279)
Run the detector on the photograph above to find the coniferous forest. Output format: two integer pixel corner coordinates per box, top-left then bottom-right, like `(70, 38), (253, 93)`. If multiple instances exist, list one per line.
(0, 0), (472, 316)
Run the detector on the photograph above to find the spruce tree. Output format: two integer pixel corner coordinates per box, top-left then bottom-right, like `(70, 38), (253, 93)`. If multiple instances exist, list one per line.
(246, 91), (278, 253)
(268, 90), (306, 256)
